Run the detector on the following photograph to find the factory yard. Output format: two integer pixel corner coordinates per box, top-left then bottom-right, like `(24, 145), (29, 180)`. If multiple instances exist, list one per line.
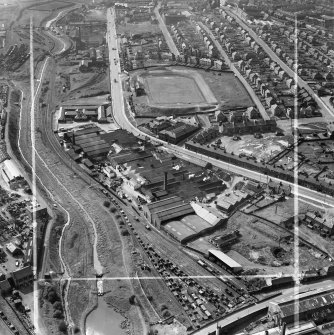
(208, 133), (293, 162)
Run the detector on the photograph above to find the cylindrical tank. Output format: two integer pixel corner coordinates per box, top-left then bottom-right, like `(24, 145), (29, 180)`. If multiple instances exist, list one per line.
(96, 49), (103, 61)
(89, 48), (96, 60)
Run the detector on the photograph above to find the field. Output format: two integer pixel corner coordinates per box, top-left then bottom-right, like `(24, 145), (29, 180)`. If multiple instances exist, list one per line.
(117, 21), (161, 35)
(145, 74), (205, 105)
(132, 67), (218, 116)
(200, 70), (254, 109)
(28, 1), (71, 11)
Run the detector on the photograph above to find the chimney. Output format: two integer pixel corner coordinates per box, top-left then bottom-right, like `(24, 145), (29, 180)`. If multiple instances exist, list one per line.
(163, 171), (168, 191)
(281, 323), (286, 335)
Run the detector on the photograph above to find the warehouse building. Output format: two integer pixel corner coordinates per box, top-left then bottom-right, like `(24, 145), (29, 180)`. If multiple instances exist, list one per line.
(208, 249), (242, 273)
(26, 200), (48, 220)
(58, 104), (109, 123)
(191, 202), (226, 227)
(11, 266), (34, 289)
(1, 159), (23, 187)
(269, 288), (334, 325)
(143, 196), (194, 228)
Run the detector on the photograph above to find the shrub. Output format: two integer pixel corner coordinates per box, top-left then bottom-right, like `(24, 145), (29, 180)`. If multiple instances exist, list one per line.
(129, 295), (136, 304)
(53, 310), (63, 319)
(103, 201), (110, 208)
(162, 310), (171, 318)
(53, 301), (63, 311)
(160, 304), (168, 312)
(47, 291), (59, 304)
(58, 321), (67, 332)
(121, 229), (129, 236)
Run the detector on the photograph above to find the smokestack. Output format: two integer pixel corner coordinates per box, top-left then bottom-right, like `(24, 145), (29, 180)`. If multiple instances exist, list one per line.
(163, 171), (168, 191)
(281, 323), (286, 335)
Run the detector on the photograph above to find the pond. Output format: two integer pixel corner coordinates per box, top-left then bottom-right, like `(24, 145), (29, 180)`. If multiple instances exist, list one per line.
(86, 297), (127, 335)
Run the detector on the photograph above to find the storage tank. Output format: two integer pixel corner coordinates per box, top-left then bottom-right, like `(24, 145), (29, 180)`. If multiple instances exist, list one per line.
(89, 48), (96, 60)
(96, 49), (103, 62)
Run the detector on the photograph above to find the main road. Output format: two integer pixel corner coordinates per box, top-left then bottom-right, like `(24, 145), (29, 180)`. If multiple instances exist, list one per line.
(224, 7), (334, 121)
(106, 9), (334, 210)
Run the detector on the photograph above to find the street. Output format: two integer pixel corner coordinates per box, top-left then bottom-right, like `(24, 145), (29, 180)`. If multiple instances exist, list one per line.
(225, 7), (334, 121)
(106, 9), (334, 210)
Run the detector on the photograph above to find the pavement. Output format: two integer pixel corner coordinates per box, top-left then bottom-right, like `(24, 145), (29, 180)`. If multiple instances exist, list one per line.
(154, 1), (180, 56)
(225, 7), (334, 121)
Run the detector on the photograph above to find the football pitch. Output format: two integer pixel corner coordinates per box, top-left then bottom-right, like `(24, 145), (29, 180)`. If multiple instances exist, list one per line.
(145, 74), (206, 105)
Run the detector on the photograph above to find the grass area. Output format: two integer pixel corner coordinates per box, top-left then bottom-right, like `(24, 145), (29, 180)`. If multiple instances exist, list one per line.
(200, 70), (253, 109)
(28, 1), (72, 11)
(145, 74), (205, 105)
(117, 22), (161, 35)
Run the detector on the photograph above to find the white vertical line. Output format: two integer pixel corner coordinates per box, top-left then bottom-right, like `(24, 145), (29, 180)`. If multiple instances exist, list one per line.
(30, 16), (40, 335)
(293, 13), (300, 326)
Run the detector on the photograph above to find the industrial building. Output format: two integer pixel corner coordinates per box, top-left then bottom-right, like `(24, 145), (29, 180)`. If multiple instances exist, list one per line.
(58, 103), (109, 123)
(143, 196), (194, 228)
(68, 126), (112, 161)
(26, 201), (48, 221)
(11, 266), (34, 289)
(269, 289), (334, 325)
(1, 159), (23, 187)
(208, 249), (242, 273)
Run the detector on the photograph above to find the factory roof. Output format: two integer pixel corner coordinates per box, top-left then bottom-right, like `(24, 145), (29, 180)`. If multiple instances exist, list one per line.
(208, 249), (242, 269)
(79, 140), (106, 149)
(147, 196), (183, 213)
(155, 204), (194, 223)
(277, 289), (334, 318)
(86, 147), (110, 157)
(2, 159), (22, 182)
(74, 133), (100, 143)
(11, 266), (33, 281)
(83, 143), (110, 153)
(191, 202), (222, 226)
(74, 126), (100, 137)
(101, 129), (139, 147)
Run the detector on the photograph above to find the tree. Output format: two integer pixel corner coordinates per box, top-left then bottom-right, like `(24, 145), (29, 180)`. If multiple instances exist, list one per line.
(53, 301), (63, 311)
(47, 291), (59, 304)
(129, 295), (136, 305)
(160, 304), (168, 312)
(58, 321), (67, 333)
(110, 207), (116, 213)
(121, 229), (129, 236)
(162, 310), (171, 318)
(147, 295), (153, 302)
(103, 200), (110, 208)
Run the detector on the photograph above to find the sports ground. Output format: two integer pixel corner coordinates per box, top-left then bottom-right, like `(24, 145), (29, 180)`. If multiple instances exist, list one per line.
(145, 74), (206, 105)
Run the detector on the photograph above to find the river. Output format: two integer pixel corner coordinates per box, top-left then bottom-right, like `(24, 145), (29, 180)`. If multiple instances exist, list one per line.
(86, 297), (127, 335)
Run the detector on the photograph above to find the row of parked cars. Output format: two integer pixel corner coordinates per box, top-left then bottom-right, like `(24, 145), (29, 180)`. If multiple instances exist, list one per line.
(0, 310), (20, 334)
